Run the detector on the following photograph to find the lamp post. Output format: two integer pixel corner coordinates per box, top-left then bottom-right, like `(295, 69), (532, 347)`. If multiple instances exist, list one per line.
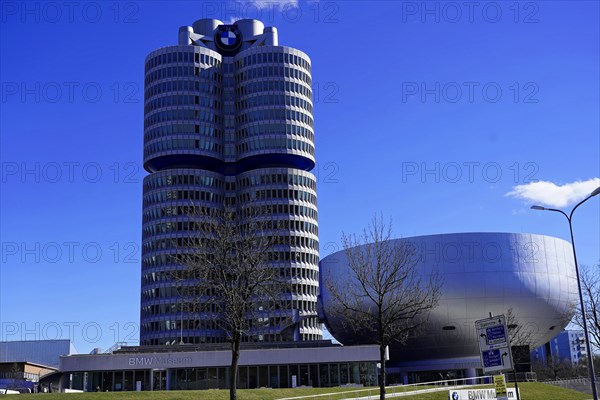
(531, 186), (600, 400)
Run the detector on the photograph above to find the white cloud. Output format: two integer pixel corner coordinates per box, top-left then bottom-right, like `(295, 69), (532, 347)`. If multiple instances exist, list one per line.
(506, 178), (600, 208)
(223, 15), (245, 25)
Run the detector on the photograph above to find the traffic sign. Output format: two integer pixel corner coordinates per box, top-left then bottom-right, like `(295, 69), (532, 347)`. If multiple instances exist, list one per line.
(486, 325), (507, 345)
(475, 315), (514, 373)
(494, 374), (509, 400)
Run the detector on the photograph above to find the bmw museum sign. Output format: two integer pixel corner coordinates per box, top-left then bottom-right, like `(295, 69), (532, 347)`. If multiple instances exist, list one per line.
(449, 388), (519, 400)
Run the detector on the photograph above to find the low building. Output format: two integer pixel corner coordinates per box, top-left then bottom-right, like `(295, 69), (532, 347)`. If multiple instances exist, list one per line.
(0, 361), (58, 393)
(0, 340), (75, 368)
(59, 341), (380, 392)
(0, 340), (75, 392)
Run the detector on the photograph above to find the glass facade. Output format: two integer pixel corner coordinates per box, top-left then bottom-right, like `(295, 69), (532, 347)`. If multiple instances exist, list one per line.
(140, 19), (321, 346)
(74, 370), (151, 392)
(68, 362), (377, 392)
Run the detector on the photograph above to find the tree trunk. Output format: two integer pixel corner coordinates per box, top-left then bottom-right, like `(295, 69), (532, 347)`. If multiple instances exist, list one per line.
(230, 333), (241, 400)
(379, 344), (386, 400)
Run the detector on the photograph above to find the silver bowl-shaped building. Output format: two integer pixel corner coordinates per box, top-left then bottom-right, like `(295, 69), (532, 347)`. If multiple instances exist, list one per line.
(318, 233), (578, 374)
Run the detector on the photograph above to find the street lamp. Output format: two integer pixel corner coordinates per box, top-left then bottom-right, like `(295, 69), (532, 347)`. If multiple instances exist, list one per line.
(531, 186), (600, 400)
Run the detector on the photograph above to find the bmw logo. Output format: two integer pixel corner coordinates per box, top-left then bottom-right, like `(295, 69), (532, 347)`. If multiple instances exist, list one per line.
(220, 30), (237, 46)
(452, 392), (459, 400)
(215, 25), (242, 54)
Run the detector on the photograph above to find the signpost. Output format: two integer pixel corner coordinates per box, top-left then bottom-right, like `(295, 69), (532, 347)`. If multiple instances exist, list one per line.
(475, 315), (513, 374)
(475, 315), (520, 400)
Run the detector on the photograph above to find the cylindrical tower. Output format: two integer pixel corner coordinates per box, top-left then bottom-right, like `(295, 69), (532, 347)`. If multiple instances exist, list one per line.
(140, 19), (321, 345)
(143, 45), (224, 173)
(234, 46), (315, 170)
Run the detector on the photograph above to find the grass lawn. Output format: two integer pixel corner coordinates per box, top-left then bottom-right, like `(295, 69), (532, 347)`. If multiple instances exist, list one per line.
(18, 387), (372, 400)
(16, 382), (590, 399)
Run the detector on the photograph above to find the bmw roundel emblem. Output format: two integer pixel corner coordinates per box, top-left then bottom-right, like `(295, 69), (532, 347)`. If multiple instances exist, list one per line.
(452, 392), (459, 400)
(220, 30), (237, 46)
(215, 25), (242, 54)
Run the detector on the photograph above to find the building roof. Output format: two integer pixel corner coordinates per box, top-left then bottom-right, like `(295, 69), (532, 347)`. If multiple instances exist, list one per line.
(0, 340), (76, 368)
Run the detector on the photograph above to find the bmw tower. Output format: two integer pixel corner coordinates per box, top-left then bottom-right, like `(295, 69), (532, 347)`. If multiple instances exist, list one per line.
(140, 19), (321, 345)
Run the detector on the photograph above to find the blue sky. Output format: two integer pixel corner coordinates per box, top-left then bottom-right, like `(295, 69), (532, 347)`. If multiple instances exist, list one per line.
(1, 0), (598, 353)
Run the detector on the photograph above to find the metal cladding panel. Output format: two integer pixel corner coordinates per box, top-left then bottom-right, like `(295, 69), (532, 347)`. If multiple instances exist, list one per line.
(235, 19), (265, 37)
(192, 19), (223, 36)
(0, 340), (73, 368)
(319, 232), (578, 363)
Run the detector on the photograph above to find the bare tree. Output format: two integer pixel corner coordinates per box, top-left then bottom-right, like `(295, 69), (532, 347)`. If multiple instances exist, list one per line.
(506, 307), (538, 373)
(505, 307), (539, 390)
(172, 203), (286, 400)
(8, 363), (22, 390)
(575, 263), (600, 351)
(324, 216), (442, 400)
(532, 356), (583, 380)
(506, 307), (536, 350)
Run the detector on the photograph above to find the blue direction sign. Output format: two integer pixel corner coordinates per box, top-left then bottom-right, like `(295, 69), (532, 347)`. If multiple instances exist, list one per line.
(482, 349), (507, 368)
(485, 325), (507, 345)
(475, 315), (513, 374)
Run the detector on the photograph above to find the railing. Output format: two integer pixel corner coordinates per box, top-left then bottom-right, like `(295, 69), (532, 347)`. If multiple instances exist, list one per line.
(543, 377), (600, 396)
(524, 372), (537, 382)
(104, 342), (128, 354)
(276, 376), (494, 400)
(505, 371), (537, 382)
(545, 376), (588, 382)
(544, 376), (600, 385)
